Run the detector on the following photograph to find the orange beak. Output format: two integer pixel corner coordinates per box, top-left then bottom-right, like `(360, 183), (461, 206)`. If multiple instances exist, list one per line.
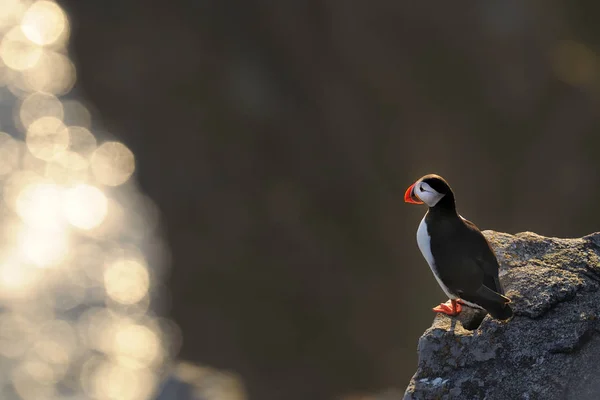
(404, 183), (424, 204)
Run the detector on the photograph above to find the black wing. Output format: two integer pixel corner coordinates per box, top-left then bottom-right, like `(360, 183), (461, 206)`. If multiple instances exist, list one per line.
(456, 219), (512, 319)
(461, 218), (505, 295)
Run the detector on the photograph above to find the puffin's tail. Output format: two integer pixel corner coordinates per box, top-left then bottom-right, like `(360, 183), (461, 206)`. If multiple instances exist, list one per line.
(487, 301), (513, 320)
(470, 285), (513, 321)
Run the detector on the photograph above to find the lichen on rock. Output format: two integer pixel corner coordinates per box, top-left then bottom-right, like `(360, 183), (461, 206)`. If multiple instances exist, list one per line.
(404, 231), (600, 400)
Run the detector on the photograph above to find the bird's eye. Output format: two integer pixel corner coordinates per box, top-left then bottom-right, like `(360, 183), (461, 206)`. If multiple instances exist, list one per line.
(420, 185), (426, 192)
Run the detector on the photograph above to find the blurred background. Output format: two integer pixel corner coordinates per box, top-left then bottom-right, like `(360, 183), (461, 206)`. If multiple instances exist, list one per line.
(1, 0), (599, 399)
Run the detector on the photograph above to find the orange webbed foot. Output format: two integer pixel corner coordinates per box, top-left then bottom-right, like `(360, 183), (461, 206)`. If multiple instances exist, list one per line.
(432, 299), (462, 316)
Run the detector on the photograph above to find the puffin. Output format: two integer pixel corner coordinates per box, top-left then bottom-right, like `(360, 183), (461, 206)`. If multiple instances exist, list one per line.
(404, 174), (512, 320)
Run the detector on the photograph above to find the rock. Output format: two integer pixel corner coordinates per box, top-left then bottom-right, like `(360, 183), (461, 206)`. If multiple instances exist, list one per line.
(404, 231), (600, 400)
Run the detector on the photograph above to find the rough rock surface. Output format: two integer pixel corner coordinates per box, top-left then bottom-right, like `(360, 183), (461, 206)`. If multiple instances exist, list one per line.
(404, 231), (600, 400)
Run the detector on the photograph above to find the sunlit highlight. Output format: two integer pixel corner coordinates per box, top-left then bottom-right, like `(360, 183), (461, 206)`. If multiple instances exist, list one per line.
(0, 1), (181, 398)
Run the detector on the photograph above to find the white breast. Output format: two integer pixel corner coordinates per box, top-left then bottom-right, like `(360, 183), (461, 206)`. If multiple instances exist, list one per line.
(416, 215), (457, 299)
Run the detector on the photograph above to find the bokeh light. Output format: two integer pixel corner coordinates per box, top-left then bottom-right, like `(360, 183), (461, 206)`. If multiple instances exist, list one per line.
(0, 0), (24, 31)
(45, 150), (89, 184)
(17, 225), (69, 267)
(63, 184), (108, 230)
(16, 182), (64, 231)
(25, 116), (69, 161)
(0, 27), (42, 71)
(19, 91), (64, 129)
(104, 258), (150, 305)
(3, 170), (44, 211)
(20, 1), (68, 46)
(0, 1), (181, 399)
(22, 50), (76, 94)
(34, 320), (77, 366)
(91, 141), (136, 186)
(82, 358), (157, 400)
(68, 125), (96, 155)
(0, 257), (39, 294)
(113, 322), (162, 368)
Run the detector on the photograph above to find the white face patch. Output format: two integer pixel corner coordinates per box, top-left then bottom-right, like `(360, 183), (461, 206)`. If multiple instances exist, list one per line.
(414, 181), (444, 207)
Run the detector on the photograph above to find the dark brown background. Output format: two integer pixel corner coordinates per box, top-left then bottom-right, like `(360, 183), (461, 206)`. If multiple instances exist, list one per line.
(57, 1), (600, 399)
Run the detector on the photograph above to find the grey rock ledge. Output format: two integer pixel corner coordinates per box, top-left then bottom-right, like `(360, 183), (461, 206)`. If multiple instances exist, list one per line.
(404, 231), (600, 400)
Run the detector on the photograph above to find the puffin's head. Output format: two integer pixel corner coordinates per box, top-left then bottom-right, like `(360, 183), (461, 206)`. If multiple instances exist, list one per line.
(404, 174), (452, 207)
